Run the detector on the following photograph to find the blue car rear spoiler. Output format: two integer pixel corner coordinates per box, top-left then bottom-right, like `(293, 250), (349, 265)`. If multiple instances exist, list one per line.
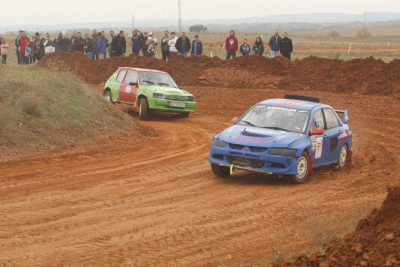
(335, 110), (349, 124)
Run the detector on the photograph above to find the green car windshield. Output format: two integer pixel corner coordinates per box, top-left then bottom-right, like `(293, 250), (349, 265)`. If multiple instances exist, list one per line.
(139, 71), (178, 88)
(238, 105), (310, 134)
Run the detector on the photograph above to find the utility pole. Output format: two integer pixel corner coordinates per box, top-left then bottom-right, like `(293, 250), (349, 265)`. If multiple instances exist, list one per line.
(178, 0), (182, 32)
(363, 11), (367, 27)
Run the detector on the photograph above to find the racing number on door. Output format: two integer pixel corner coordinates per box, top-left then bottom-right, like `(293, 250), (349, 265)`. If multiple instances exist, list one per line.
(310, 109), (325, 163)
(119, 70), (139, 103)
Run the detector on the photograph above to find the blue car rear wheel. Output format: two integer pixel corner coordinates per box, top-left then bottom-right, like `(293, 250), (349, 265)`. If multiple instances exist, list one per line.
(335, 145), (348, 170)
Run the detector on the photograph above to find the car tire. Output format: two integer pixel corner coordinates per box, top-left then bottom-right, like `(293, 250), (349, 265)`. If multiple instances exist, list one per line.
(289, 153), (310, 184)
(180, 112), (190, 118)
(139, 98), (149, 120)
(334, 145), (348, 170)
(211, 164), (230, 178)
(103, 90), (114, 104)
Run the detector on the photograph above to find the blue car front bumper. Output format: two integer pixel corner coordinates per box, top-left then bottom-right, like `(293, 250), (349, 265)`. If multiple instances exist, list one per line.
(209, 146), (298, 175)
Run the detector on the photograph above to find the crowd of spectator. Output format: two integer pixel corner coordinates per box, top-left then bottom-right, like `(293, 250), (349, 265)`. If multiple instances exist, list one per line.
(4, 29), (294, 65)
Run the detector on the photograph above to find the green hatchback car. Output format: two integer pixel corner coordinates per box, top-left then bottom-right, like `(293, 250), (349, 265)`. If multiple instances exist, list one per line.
(103, 67), (196, 120)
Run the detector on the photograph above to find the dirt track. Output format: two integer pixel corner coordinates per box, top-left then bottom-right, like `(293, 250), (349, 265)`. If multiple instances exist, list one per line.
(1, 86), (399, 266)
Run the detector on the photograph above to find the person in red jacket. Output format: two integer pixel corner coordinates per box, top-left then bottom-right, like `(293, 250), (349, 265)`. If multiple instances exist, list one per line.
(225, 30), (238, 60)
(19, 32), (30, 65)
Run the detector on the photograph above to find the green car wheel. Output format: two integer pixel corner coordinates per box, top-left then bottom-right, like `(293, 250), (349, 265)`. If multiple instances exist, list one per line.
(180, 112), (190, 118)
(139, 98), (149, 120)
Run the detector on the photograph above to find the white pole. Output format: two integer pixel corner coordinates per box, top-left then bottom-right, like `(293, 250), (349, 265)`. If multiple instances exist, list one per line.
(347, 43), (352, 54)
(210, 51), (213, 58)
(178, 0), (182, 32)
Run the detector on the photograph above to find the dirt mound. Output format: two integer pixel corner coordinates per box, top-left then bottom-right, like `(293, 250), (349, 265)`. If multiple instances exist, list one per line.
(38, 52), (225, 85)
(278, 56), (388, 94)
(367, 59), (400, 95)
(0, 66), (135, 161)
(282, 187), (400, 267)
(39, 53), (400, 96)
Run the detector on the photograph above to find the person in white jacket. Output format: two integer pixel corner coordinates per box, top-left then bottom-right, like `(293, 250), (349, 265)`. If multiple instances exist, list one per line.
(144, 32), (158, 57)
(168, 32), (178, 54)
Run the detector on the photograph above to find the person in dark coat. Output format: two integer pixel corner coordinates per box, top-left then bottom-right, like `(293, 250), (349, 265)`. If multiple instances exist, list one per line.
(108, 31), (115, 57)
(84, 33), (95, 60)
(240, 39), (251, 56)
(111, 31), (126, 57)
(252, 37), (265, 56)
(280, 32), (293, 60)
(131, 29), (143, 56)
(160, 30), (170, 61)
(268, 30), (282, 58)
(191, 35), (203, 56)
(55, 32), (69, 52)
(15, 31), (22, 64)
(71, 32), (85, 53)
(175, 32), (191, 57)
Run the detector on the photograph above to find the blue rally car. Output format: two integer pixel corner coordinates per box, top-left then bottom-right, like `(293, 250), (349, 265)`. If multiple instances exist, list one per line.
(209, 95), (352, 183)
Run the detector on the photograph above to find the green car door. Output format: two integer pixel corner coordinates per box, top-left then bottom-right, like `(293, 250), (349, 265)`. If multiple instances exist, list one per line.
(118, 70), (139, 104)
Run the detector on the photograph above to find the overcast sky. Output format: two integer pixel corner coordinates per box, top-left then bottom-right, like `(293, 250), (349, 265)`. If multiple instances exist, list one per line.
(2, 0), (400, 25)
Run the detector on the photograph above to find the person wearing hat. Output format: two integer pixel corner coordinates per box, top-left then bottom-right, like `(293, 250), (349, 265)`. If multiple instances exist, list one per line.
(176, 32), (191, 57)
(268, 30), (282, 58)
(144, 32), (157, 57)
(191, 35), (203, 56)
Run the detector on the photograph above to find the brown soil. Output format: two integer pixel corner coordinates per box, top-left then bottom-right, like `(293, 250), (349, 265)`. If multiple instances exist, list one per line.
(38, 53), (400, 96)
(282, 187), (400, 267)
(1, 85), (399, 266)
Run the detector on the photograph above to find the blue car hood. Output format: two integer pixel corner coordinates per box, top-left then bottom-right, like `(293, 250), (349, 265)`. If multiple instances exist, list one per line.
(218, 125), (304, 148)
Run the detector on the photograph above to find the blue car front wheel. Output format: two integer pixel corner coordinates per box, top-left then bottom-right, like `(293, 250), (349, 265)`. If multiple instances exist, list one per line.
(211, 164), (230, 178)
(289, 153), (310, 184)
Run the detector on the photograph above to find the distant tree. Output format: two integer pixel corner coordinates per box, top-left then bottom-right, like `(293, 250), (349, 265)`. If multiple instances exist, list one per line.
(357, 27), (372, 39)
(189, 24), (207, 33)
(327, 30), (340, 38)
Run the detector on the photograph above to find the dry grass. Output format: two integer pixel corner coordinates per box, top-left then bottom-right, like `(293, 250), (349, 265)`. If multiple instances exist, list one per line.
(0, 65), (133, 159)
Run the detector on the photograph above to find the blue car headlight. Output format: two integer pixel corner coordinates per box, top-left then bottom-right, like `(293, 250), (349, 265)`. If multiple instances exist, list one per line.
(268, 148), (297, 157)
(212, 139), (227, 148)
(153, 93), (165, 99)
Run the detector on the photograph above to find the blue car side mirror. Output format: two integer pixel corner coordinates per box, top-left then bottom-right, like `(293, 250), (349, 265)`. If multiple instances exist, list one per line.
(343, 113), (349, 124)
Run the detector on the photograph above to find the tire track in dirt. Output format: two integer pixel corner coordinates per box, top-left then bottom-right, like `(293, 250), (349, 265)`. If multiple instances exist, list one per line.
(1, 87), (399, 266)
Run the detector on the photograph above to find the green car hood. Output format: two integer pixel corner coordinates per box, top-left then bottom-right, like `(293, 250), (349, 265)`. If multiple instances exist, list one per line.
(139, 85), (193, 96)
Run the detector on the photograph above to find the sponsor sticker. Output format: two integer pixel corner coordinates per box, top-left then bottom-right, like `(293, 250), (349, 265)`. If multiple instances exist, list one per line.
(125, 86), (131, 94)
(314, 137), (323, 159)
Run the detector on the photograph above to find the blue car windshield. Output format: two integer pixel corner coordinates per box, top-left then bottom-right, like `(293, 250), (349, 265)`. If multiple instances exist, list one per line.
(139, 71), (178, 88)
(238, 105), (310, 134)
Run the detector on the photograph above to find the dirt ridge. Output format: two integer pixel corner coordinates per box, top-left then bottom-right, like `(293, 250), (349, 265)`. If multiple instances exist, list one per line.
(39, 53), (400, 96)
